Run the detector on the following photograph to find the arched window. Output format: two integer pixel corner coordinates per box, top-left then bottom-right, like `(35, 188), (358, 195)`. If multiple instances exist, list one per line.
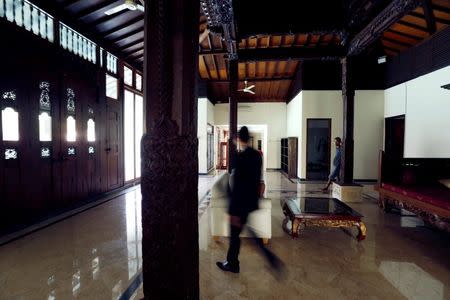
(87, 118), (95, 142)
(2, 107), (19, 141)
(67, 116), (76, 142)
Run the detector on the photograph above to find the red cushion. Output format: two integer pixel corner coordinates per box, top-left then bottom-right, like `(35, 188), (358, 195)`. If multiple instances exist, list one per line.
(382, 183), (450, 211)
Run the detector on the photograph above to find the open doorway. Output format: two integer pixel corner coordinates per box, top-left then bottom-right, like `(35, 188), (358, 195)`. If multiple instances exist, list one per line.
(384, 115), (405, 182)
(306, 119), (331, 180)
(215, 124), (268, 172)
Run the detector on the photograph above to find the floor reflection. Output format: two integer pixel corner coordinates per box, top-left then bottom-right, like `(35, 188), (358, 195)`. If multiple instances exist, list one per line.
(0, 172), (448, 300)
(379, 261), (444, 300)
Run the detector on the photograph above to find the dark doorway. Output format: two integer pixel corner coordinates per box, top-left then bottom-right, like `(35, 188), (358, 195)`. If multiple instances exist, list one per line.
(306, 119), (331, 180)
(384, 115), (405, 182)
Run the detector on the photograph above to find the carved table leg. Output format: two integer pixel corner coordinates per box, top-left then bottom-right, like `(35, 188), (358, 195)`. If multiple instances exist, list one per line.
(263, 238), (269, 245)
(292, 219), (302, 238)
(356, 222), (367, 241)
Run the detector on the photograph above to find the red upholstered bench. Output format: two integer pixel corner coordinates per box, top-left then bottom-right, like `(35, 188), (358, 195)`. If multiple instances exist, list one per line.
(379, 183), (450, 232)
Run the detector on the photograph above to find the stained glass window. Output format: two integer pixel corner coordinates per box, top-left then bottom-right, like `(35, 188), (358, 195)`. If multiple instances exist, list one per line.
(136, 73), (142, 91)
(41, 147), (51, 158)
(106, 75), (118, 99)
(39, 112), (52, 141)
(67, 116), (76, 142)
(124, 90), (135, 181)
(5, 148), (17, 160)
(67, 88), (75, 113)
(88, 146), (95, 154)
(87, 119), (95, 142)
(2, 107), (19, 141)
(135, 95), (143, 178)
(124, 66), (133, 86)
(68, 147), (76, 155)
(39, 81), (50, 110)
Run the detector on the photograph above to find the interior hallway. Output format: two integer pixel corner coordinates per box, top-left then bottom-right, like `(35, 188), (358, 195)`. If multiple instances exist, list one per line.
(0, 172), (449, 300)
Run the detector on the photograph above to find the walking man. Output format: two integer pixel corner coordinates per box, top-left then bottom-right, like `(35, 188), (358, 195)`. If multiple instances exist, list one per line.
(323, 137), (342, 192)
(216, 126), (273, 273)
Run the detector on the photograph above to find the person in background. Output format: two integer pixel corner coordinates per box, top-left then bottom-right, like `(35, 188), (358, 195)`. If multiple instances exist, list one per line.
(323, 137), (342, 192)
(217, 126), (281, 275)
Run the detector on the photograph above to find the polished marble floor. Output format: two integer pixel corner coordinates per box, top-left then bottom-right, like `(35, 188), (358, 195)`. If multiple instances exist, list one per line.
(0, 172), (449, 300)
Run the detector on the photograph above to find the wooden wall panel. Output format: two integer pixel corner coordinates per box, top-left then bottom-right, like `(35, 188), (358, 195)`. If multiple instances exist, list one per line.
(0, 21), (125, 233)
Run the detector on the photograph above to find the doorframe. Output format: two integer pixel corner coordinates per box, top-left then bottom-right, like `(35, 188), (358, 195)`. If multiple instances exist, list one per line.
(306, 118), (332, 181)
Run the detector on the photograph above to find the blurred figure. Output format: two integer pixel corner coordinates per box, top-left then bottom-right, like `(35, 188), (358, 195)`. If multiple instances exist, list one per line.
(216, 126), (282, 275)
(322, 137), (342, 192)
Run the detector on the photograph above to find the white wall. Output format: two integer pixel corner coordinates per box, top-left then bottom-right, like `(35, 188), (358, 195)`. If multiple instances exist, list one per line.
(384, 65), (450, 158)
(286, 91), (302, 176)
(214, 103), (286, 169)
(384, 84), (406, 118)
(197, 98), (215, 174)
(301, 91), (344, 179)
(405, 66), (450, 158)
(355, 91), (385, 179)
(300, 90), (384, 180)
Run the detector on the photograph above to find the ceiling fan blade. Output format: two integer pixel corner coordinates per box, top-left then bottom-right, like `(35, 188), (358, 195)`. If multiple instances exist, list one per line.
(247, 85), (255, 90)
(136, 4), (145, 12)
(238, 89), (245, 91)
(247, 90), (256, 95)
(105, 3), (128, 15)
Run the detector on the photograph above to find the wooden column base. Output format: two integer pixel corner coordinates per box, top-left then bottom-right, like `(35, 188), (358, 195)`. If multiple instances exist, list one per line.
(332, 182), (363, 203)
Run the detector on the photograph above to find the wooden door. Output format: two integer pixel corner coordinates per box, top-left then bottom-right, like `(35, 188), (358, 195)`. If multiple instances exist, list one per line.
(219, 142), (228, 169)
(60, 79), (81, 206)
(306, 119), (331, 180)
(106, 99), (122, 189)
(27, 71), (60, 212)
(0, 71), (27, 227)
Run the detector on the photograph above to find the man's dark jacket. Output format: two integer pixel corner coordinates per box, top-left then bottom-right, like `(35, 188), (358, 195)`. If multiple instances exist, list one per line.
(229, 147), (262, 216)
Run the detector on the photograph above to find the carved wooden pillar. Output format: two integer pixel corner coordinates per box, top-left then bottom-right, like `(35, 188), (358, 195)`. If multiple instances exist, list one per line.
(228, 59), (238, 172)
(341, 57), (355, 184)
(141, 0), (199, 298)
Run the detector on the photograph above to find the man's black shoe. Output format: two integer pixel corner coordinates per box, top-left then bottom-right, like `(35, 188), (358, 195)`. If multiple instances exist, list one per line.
(216, 261), (240, 273)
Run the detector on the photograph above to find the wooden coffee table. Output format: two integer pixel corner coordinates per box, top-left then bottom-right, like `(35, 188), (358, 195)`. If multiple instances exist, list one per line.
(281, 197), (366, 241)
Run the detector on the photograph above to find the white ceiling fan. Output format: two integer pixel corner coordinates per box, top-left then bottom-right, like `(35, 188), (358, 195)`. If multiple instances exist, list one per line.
(238, 81), (255, 95)
(104, 0), (144, 15)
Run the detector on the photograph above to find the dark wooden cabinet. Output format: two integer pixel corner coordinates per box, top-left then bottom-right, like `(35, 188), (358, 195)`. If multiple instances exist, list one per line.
(281, 137), (298, 179)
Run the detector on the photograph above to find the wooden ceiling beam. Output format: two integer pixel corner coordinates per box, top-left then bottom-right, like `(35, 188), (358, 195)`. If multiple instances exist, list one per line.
(409, 11), (450, 25)
(239, 30), (346, 40)
(348, 0), (422, 55)
(62, 0), (81, 8)
(304, 34), (312, 47)
(88, 9), (130, 27)
(237, 46), (344, 62)
(119, 38), (145, 51)
(211, 54), (219, 80)
(109, 27), (144, 43)
(397, 20), (429, 32)
(199, 50), (228, 56)
(101, 16), (144, 37)
(205, 78), (293, 83)
(432, 4), (450, 15)
(74, 0), (122, 19)
(386, 29), (422, 40)
(203, 56), (212, 80)
(422, 0), (437, 34)
(381, 36), (414, 47)
(124, 46), (144, 55)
